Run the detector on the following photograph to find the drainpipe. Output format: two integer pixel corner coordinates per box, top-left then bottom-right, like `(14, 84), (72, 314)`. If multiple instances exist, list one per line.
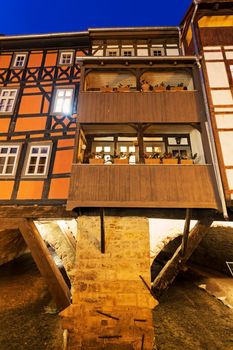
(190, 0), (228, 219)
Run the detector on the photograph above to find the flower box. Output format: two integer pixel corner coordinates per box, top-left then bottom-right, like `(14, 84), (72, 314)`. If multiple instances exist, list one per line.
(145, 158), (161, 164)
(180, 159), (193, 165)
(89, 158), (104, 164)
(162, 159), (179, 165)
(114, 158), (129, 164)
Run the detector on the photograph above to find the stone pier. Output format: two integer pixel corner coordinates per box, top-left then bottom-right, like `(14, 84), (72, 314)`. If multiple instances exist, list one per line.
(61, 215), (157, 350)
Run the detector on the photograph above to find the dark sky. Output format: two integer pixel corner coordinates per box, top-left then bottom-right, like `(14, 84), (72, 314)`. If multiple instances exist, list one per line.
(1, 0), (192, 35)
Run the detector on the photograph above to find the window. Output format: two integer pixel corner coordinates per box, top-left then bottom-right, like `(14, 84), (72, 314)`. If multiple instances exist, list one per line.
(24, 145), (51, 176)
(108, 51), (117, 57)
(106, 48), (119, 57)
(59, 51), (74, 65)
(12, 53), (27, 68)
(153, 50), (162, 56)
(52, 88), (74, 114)
(151, 47), (165, 57)
(0, 89), (18, 113)
(0, 145), (20, 176)
(123, 50), (133, 57)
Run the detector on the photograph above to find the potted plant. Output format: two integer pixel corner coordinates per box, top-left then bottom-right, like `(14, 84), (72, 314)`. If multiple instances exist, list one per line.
(113, 152), (130, 164)
(144, 152), (161, 164)
(100, 84), (113, 93)
(154, 82), (166, 92)
(88, 152), (105, 164)
(180, 153), (198, 165)
(141, 80), (150, 92)
(118, 84), (131, 92)
(162, 152), (179, 165)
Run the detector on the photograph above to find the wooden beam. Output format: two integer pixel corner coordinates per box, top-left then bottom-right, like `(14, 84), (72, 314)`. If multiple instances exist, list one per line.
(152, 218), (213, 297)
(181, 208), (192, 257)
(0, 206), (76, 218)
(100, 208), (105, 254)
(19, 219), (71, 310)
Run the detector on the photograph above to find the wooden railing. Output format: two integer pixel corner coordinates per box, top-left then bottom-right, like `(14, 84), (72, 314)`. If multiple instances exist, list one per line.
(77, 91), (204, 123)
(67, 164), (219, 210)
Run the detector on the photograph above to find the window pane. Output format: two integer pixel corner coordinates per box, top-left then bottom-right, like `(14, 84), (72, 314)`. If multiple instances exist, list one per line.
(10, 91), (16, 97)
(0, 165), (4, 173)
(32, 148), (39, 154)
(28, 166), (35, 173)
(96, 146), (102, 152)
(120, 146), (127, 152)
(0, 148), (8, 154)
(40, 148), (48, 154)
(57, 90), (65, 97)
(63, 98), (71, 113)
(30, 156), (37, 164)
(2, 91), (9, 97)
(104, 146), (110, 152)
(37, 166), (45, 174)
(10, 147), (17, 154)
(7, 156), (15, 165)
(39, 157), (46, 165)
(5, 165), (13, 174)
(65, 90), (72, 97)
(129, 146), (135, 152)
(146, 147), (153, 152)
(0, 157), (5, 164)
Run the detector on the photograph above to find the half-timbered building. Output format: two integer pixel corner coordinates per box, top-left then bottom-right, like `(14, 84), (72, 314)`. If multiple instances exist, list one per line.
(0, 1), (232, 349)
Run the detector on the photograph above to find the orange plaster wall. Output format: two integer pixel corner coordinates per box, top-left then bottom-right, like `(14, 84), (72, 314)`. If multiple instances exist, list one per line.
(53, 149), (73, 174)
(57, 139), (75, 148)
(15, 117), (47, 132)
(17, 181), (44, 200)
(48, 178), (70, 199)
(19, 95), (42, 114)
(0, 55), (12, 68)
(76, 51), (85, 57)
(27, 53), (43, 68)
(45, 53), (57, 66)
(0, 118), (10, 133)
(0, 181), (14, 199)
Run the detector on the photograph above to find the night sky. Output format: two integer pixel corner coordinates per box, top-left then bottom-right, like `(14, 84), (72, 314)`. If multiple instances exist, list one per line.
(1, 0), (192, 35)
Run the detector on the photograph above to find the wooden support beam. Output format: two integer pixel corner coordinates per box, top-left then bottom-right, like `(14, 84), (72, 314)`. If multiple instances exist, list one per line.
(181, 208), (192, 257)
(19, 219), (71, 310)
(100, 208), (105, 254)
(152, 218), (213, 297)
(0, 206), (76, 218)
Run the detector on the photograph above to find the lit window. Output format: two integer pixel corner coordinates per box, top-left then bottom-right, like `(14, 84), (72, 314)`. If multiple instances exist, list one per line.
(0, 145), (20, 176)
(59, 52), (74, 65)
(12, 53), (27, 68)
(25, 145), (51, 176)
(0, 89), (17, 113)
(52, 88), (74, 114)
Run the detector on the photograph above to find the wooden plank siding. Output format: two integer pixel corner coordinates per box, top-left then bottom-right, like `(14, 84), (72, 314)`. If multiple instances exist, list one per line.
(67, 164), (220, 210)
(199, 27), (233, 46)
(77, 91), (204, 123)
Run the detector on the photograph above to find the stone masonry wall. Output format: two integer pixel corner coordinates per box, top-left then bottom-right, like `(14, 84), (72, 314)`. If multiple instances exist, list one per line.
(61, 215), (158, 350)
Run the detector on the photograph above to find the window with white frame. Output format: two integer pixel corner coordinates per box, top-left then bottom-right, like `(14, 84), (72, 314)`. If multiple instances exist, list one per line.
(52, 88), (74, 114)
(0, 145), (20, 176)
(0, 89), (17, 113)
(12, 53), (27, 68)
(59, 51), (74, 65)
(24, 145), (51, 176)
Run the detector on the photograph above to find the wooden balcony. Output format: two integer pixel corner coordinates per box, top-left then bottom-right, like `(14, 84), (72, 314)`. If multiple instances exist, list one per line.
(67, 164), (219, 210)
(77, 91), (204, 123)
